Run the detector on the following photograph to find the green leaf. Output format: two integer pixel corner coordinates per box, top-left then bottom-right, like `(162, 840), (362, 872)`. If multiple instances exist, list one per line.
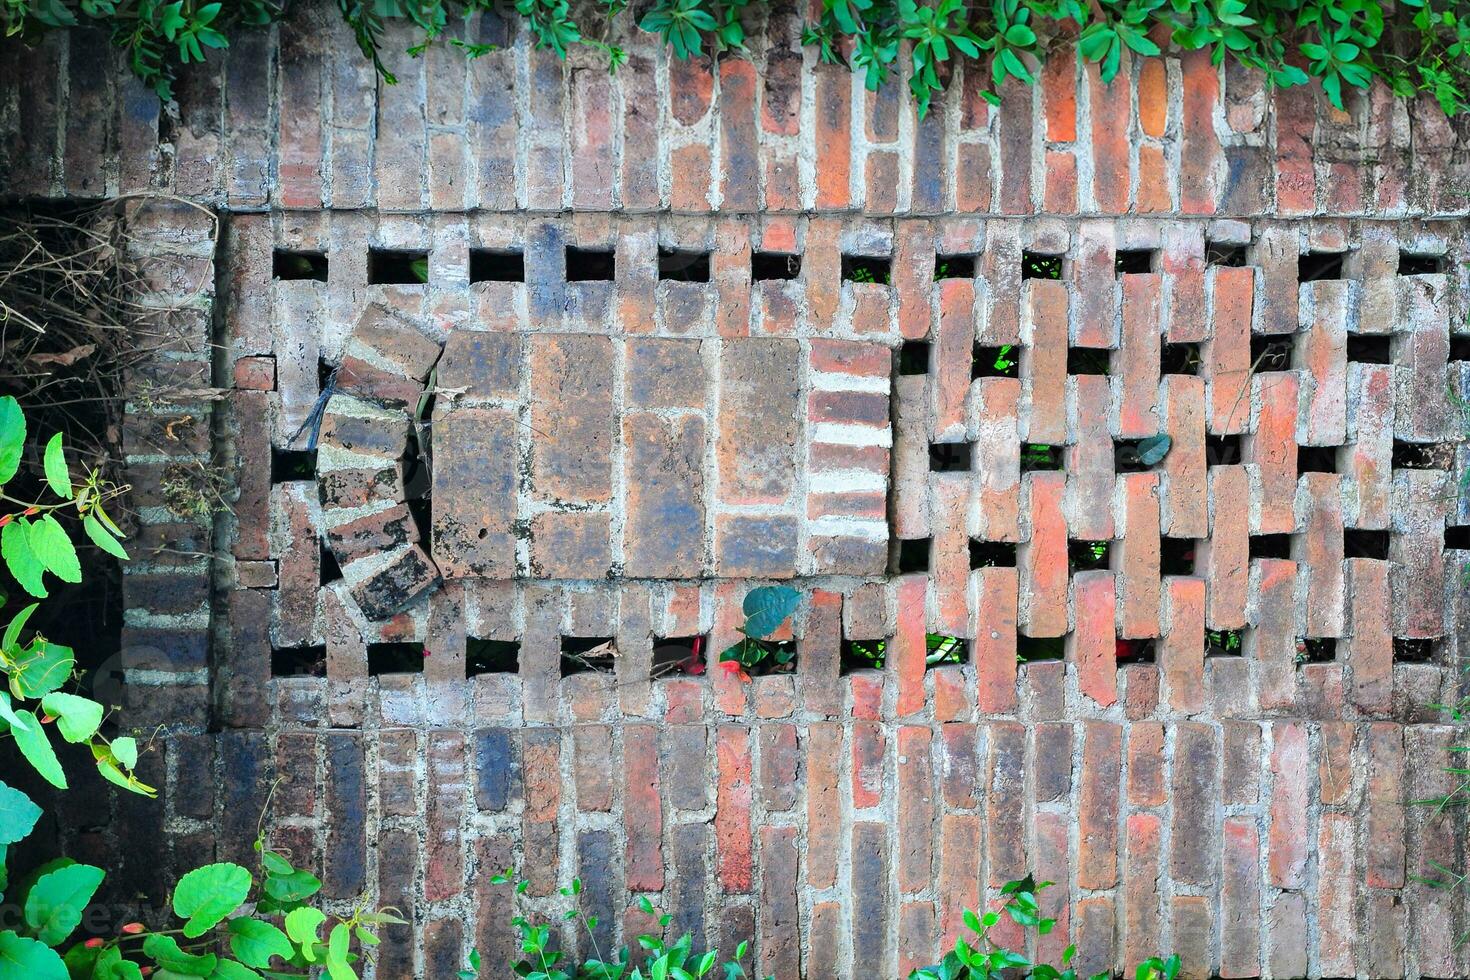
(0, 691), (32, 734)
(12, 710), (66, 789)
(42, 434), (71, 500)
(0, 781), (41, 846)
(28, 516), (81, 584)
(228, 919), (294, 969)
(209, 959), (265, 980)
(1135, 433), (1173, 465)
(143, 934), (218, 976)
(325, 923), (355, 980)
(0, 930), (67, 979)
(262, 868), (322, 903)
(0, 397), (24, 487)
(2, 602), (37, 652)
(111, 736), (138, 769)
(83, 515), (129, 561)
(740, 585), (801, 638)
(39, 692), (104, 743)
(24, 863), (105, 946)
(173, 864), (253, 938)
(10, 640), (76, 699)
(284, 908), (327, 961)
(3, 520), (47, 598)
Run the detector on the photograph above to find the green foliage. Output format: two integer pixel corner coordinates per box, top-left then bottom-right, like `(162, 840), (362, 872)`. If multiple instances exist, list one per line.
(911, 875), (1181, 980)
(11, 0), (1470, 118)
(490, 870), (771, 980)
(718, 585), (801, 680)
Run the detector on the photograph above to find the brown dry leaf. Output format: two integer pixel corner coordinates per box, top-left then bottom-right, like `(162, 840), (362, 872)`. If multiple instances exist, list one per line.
(28, 343), (96, 367)
(580, 640), (618, 659)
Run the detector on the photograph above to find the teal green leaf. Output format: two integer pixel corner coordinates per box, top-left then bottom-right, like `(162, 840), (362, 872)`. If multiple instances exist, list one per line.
(39, 692), (104, 743)
(740, 585), (801, 638)
(11, 710), (66, 789)
(42, 434), (71, 500)
(0, 930), (67, 979)
(2, 520), (47, 598)
(143, 934), (218, 976)
(228, 919), (294, 969)
(1, 602), (37, 652)
(0, 692), (31, 734)
(83, 514), (129, 561)
(173, 863), (253, 938)
(28, 516), (81, 584)
(0, 781), (41, 846)
(0, 397), (24, 487)
(24, 863), (105, 946)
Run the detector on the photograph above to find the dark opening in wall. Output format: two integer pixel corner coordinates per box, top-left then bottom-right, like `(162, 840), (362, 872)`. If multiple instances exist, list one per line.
(1393, 440), (1455, 470)
(934, 255), (977, 279)
(1250, 333), (1294, 372)
(1398, 253), (1445, 276)
(1068, 539), (1110, 573)
(1298, 251), (1347, 282)
(1249, 534), (1292, 561)
(898, 340), (931, 375)
(1206, 628), (1243, 656)
(1297, 445), (1341, 474)
(1347, 334), (1392, 364)
(319, 356), (337, 390)
(566, 246), (616, 281)
(368, 642), (425, 675)
(1161, 342), (1201, 376)
(1298, 637), (1336, 663)
(1116, 638), (1156, 663)
(467, 638), (520, 676)
(1160, 537), (1196, 575)
(1115, 436), (1172, 473)
(1067, 347), (1111, 375)
(752, 251), (801, 281)
(1206, 433), (1242, 466)
(658, 248), (711, 282)
(1393, 637), (1438, 662)
(1344, 529), (1390, 560)
(841, 637), (887, 673)
(1206, 242), (1249, 267)
(894, 538), (932, 574)
(973, 344), (1019, 379)
(402, 425), (432, 542)
(1115, 249), (1156, 276)
(652, 635), (707, 677)
(369, 248), (429, 285)
(926, 634), (965, 668)
(319, 541), (343, 585)
(470, 248), (525, 283)
(1446, 525), (1470, 550)
(1020, 443), (1064, 472)
(970, 539), (1018, 569)
(271, 447), (317, 483)
(271, 645), (326, 677)
(273, 249), (328, 281)
(842, 254), (892, 284)
(1017, 635), (1065, 662)
(560, 636), (617, 675)
(1022, 251), (1063, 280)
(929, 441), (973, 472)
(1450, 335), (1470, 361)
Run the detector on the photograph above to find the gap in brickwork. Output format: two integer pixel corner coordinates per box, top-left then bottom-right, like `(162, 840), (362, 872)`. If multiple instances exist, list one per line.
(1393, 637), (1439, 662)
(1068, 539), (1110, 572)
(1398, 252), (1446, 275)
(894, 538), (932, 574)
(929, 441), (972, 472)
(1114, 249), (1156, 276)
(1449, 334), (1470, 361)
(658, 248), (711, 282)
(1160, 537), (1197, 575)
(752, 251), (800, 280)
(1205, 433), (1242, 466)
(934, 254), (976, 279)
(272, 249), (328, 281)
(1249, 534), (1292, 561)
(368, 642), (425, 675)
(1022, 251), (1062, 280)
(561, 636), (617, 675)
(1160, 342), (1201, 375)
(1206, 628), (1244, 656)
(926, 635), (965, 669)
(842, 254), (891, 285)
(1393, 440), (1455, 469)
(1344, 529), (1390, 560)
(1206, 242), (1249, 267)
(368, 248), (428, 285)
(1250, 333), (1294, 372)
(1447, 525), (1470, 549)
(470, 248), (525, 283)
(271, 447), (316, 483)
(271, 645), (326, 677)
(1020, 443), (1064, 472)
(1297, 445), (1341, 474)
(467, 638), (520, 676)
(1347, 334), (1392, 364)
(970, 539), (1017, 569)
(319, 540), (343, 585)
(973, 344), (1019, 378)
(897, 340), (931, 375)
(1299, 637), (1337, 663)
(1117, 639), (1156, 663)
(1017, 635), (1064, 662)
(318, 356), (336, 390)
(652, 635), (707, 676)
(1298, 251), (1347, 282)
(840, 637), (886, 673)
(566, 246), (615, 281)
(1115, 438), (1167, 473)
(1066, 347), (1111, 375)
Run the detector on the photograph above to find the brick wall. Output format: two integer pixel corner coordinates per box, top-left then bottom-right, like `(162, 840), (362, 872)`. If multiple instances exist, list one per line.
(4, 8), (1470, 978)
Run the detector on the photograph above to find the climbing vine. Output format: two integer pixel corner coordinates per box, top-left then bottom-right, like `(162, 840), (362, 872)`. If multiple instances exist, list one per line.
(5, 0), (1470, 116)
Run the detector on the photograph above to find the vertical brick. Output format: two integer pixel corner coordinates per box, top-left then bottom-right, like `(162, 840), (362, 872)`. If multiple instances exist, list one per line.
(1077, 721), (1122, 889)
(625, 725), (664, 891)
(1266, 722), (1308, 889)
(1071, 571), (1118, 708)
(758, 826), (800, 979)
(1220, 817), (1261, 978)
(851, 822), (892, 972)
(1170, 722), (1218, 885)
(715, 727), (753, 893)
(975, 567), (1019, 714)
(897, 726), (934, 893)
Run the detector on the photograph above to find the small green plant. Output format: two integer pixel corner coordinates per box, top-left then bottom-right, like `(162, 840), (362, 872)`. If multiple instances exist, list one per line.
(491, 871), (771, 980)
(718, 585), (801, 682)
(992, 345), (1016, 374)
(1205, 628), (1242, 655)
(911, 875), (1181, 980)
(927, 633), (965, 665)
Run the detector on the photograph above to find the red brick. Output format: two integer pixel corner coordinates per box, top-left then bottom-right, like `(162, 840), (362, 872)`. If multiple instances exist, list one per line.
(975, 567), (1019, 714)
(985, 722), (1027, 885)
(1127, 721), (1166, 806)
(1345, 558), (1393, 713)
(896, 726), (934, 892)
(1365, 722), (1405, 888)
(893, 574), (928, 717)
(1247, 370), (1299, 533)
(852, 721), (885, 810)
(937, 813), (981, 949)
(1088, 64), (1130, 212)
(1266, 722), (1308, 889)
(1207, 267), (1253, 434)
(1220, 817), (1261, 978)
(1071, 571), (1118, 708)
(1122, 813), (1163, 974)
(1170, 722), (1218, 886)
(1179, 49), (1224, 214)
(624, 725), (664, 891)
(814, 66), (851, 210)
(1117, 473), (1162, 639)
(1020, 472), (1068, 637)
(1022, 280), (1069, 443)
(1201, 464), (1249, 628)
(714, 727), (753, 893)
(1077, 721), (1122, 889)
(805, 723), (841, 890)
(1161, 375), (1208, 537)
